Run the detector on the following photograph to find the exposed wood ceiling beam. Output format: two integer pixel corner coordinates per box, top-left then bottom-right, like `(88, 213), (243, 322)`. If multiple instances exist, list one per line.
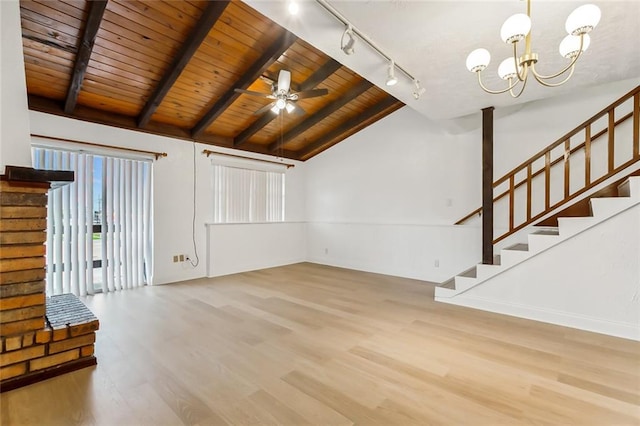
(234, 58), (341, 148)
(137, 1), (229, 128)
(268, 79), (373, 152)
(297, 96), (401, 159)
(29, 95), (300, 160)
(63, 0), (108, 114)
(191, 31), (297, 138)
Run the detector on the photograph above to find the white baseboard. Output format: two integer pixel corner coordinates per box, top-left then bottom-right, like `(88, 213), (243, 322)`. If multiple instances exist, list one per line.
(437, 294), (640, 342)
(207, 257), (306, 278)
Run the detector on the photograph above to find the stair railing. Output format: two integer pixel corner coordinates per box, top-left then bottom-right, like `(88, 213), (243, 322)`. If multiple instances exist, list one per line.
(456, 85), (640, 244)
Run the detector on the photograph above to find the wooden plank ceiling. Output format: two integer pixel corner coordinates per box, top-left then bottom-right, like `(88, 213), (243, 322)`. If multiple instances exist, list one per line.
(20, 0), (404, 161)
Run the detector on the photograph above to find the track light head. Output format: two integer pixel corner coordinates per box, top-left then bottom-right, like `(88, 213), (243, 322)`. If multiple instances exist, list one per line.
(341, 25), (356, 55)
(412, 79), (426, 100)
(385, 60), (398, 86)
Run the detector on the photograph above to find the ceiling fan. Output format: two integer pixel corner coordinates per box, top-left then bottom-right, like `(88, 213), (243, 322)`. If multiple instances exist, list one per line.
(234, 69), (328, 116)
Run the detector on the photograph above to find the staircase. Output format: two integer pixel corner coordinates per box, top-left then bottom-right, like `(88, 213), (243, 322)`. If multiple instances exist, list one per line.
(436, 175), (640, 299)
(436, 175), (640, 340)
(436, 86), (640, 340)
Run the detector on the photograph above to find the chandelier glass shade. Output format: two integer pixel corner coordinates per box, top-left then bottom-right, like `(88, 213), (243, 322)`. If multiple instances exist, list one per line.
(466, 0), (601, 97)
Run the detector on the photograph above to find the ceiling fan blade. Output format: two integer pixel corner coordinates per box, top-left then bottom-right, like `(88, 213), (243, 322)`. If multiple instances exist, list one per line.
(253, 102), (277, 116)
(234, 88), (275, 99)
(293, 88), (329, 99)
(277, 70), (291, 93)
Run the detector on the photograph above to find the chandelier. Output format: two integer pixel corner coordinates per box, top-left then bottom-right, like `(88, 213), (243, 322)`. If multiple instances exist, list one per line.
(465, 0), (601, 98)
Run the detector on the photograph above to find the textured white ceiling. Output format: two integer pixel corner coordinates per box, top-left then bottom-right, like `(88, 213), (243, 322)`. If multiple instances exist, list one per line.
(245, 0), (640, 123)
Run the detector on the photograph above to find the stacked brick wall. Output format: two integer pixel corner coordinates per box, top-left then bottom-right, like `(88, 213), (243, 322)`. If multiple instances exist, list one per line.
(0, 179), (98, 390)
(0, 180), (48, 341)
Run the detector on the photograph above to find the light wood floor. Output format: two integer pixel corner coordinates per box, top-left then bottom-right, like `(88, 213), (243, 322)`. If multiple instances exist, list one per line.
(2, 262), (639, 425)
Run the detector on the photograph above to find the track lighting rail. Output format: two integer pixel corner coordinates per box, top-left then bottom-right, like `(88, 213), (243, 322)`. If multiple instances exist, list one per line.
(314, 0), (418, 86)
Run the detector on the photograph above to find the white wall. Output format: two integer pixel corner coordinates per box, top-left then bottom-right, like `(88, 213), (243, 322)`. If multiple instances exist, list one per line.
(205, 163), (307, 278)
(206, 222), (306, 277)
(303, 107), (483, 282)
(303, 78), (640, 283)
(29, 112), (306, 285)
(446, 203), (640, 341)
(0, 0), (33, 173)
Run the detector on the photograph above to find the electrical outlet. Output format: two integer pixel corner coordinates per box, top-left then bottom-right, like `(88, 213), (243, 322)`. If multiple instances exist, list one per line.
(434, 259), (440, 267)
(179, 254), (185, 262)
(173, 255), (179, 263)
(324, 248), (329, 255)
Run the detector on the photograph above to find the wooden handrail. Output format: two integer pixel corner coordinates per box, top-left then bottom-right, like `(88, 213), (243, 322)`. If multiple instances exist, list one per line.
(456, 85), (640, 245)
(454, 111), (634, 225)
(493, 85), (640, 187)
(494, 155), (640, 244)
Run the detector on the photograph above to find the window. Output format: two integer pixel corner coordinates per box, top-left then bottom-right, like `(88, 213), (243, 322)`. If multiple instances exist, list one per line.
(212, 164), (285, 223)
(32, 145), (152, 296)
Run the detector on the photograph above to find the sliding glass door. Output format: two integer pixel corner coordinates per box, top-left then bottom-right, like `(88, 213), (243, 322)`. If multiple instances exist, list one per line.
(33, 146), (152, 296)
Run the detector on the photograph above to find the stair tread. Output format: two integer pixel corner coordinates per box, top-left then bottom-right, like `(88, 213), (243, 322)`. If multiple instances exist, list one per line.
(504, 243), (529, 251)
(532, 229), (560, 236)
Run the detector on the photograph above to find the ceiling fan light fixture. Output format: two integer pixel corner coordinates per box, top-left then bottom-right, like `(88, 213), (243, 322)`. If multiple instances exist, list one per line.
(386, 60), (398, 86)
(341, 25), (356, 55)
(285, 102), (296, 113)
(275, 98), (287, 110)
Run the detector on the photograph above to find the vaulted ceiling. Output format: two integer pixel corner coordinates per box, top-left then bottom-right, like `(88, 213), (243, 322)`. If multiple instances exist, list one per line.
(20, 0), (404, 161)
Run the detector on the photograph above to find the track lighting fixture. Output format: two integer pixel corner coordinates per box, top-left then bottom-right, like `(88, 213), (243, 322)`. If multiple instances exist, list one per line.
(385, 61), (398, 86)
(412, 79), (426, 100)
(341, 25), (356, 55)
(315, 0), (423, 99)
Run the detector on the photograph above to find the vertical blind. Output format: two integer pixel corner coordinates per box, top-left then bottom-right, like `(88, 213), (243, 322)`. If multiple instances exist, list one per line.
(212, 164), (285, 223)
(33, 147), (152, 296)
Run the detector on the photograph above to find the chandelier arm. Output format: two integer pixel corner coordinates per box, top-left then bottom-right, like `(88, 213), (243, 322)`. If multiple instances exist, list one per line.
(531, 63), (576, 87)
(531, 35), (584, 80)
(476, 71), (520, 95)
(509, 74), (529, 98)
(512, 43), (526, 82)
